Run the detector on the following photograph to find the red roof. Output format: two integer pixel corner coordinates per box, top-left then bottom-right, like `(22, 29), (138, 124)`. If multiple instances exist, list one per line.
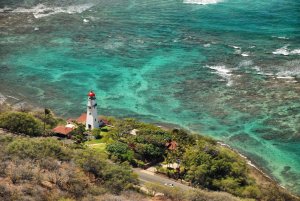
(52, 126), (73, 135)
(76, 113), (87, 124)
(88, 91), (96, 97)
(166, 141), (178, 150)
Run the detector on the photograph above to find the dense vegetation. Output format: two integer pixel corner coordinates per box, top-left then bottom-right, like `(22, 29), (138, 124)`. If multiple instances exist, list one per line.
(104, 118), (299, 201)
(104, 119), (257, 197)
(0, 134), (140, 201)
(0, 112), (43, 136)
(0, 107), (298, 201)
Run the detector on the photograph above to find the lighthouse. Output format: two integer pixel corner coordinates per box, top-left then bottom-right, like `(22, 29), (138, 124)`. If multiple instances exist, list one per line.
(86, 91), (100, 130)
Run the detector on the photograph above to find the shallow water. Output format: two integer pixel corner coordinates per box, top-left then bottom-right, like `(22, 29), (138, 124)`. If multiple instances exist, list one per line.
(1, 0), (300, 194)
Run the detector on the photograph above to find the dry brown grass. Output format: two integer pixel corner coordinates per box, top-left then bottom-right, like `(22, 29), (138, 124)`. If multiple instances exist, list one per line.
(145, 183), (251, 201)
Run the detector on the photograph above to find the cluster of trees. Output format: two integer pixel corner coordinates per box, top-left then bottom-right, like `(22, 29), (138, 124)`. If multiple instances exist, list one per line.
(0, 110), (62, 136)
(0, 110), (88, 143)
(104, 118), (299, 200)
(0, 112), (43, 136)
(105, 118), (258, 196)
(106, 118), (172, 166)
(0, 134), (139, 200)
(181, 139), (260, 197)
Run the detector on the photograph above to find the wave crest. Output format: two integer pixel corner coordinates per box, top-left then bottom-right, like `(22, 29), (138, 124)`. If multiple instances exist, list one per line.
(183, 0), (223, 5)
(272, 45), (300, 56)
(7, 3), (93, 18)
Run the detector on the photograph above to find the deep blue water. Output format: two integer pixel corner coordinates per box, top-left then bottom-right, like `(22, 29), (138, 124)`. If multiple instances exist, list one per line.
(0, 0), (300, 194)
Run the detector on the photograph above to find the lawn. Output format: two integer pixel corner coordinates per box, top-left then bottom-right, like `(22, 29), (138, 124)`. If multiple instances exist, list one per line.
(86, 142), (107, 155)
(85, 139), (103, 145)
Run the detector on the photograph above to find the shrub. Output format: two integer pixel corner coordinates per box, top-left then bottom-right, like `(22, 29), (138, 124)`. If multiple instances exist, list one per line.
(102, 163), (138, 194)
(106, 142), (134, 162)
(181, 140), (252, 195)
(33, 109), (59, 128)
(6, 138), (71, 161)
(75, 150), (138, 194)
(0, 184), (12, 200)
(0, 112), (43, 136)
(71, 124), (87, 143)
(92, 128), (102, 139)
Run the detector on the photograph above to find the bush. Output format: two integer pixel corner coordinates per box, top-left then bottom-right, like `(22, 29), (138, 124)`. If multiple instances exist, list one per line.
(92, 128), (102, 139)
(9, 162), (34, 184)
(106, 142), (134, 162)
(0, 112), (43, 136)
(102, 163), (138, 194)
(6, 138), (71, 161)
(33, 109), (59, 129)
(181, 140), (253, 195)
(71, 124), (87, 143)
(75, 150), (138, 194)
(0, 184), (17, 201)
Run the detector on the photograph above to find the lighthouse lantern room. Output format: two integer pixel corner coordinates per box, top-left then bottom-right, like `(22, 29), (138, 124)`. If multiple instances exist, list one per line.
(86, 91), (100, 130)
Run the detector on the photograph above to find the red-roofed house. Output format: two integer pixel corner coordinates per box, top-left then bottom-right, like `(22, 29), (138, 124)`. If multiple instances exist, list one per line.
(76, 113), (87, 124)
(165, 140), (178, 151)
(75, 113), (108, 128)
(52, 125), (74, 138)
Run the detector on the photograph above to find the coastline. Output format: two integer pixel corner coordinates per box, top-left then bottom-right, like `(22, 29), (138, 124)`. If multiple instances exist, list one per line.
(0, 92), (299, 198)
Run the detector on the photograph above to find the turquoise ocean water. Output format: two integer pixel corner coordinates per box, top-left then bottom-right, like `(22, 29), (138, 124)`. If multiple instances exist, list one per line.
(0, 0), (300, 194)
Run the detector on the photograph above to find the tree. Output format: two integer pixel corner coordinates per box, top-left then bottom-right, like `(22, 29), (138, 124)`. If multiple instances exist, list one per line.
(6, 138), (71, 161)
(71, 124), (87, 144)
(102, 162), (138, 194)
(33, 109), (58, 129)
(172, 129), (195, 146)
(92, 128), (102, 139)
(134, 143), (163, 162)
(0, 112), (43, 136)
(106, 142), (134, 162)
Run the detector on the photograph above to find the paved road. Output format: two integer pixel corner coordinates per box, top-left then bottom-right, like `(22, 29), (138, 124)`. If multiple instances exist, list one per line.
(133, 168), (193, 191)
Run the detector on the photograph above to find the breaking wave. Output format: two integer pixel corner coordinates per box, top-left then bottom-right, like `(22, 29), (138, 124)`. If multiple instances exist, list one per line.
(183, 0), (223, 5)
(0, 93), (7, 105)
(272, 45), (300, 56)
(207, 65), (233, 86)
(3, 3), (94, 18)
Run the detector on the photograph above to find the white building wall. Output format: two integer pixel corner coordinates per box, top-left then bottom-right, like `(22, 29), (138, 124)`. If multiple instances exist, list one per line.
(86, 96), (100, 130)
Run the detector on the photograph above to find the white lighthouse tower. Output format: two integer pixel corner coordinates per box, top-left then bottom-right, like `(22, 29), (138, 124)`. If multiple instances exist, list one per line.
(86, 91), (100, 130)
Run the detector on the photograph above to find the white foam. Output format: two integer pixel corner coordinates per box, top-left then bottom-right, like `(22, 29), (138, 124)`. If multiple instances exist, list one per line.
(203, 43), (211, 47)
(276, 70), (299, 80)
(241, 52), (249, 57)
(231, 45), (240, 49)
(183, 0), (223, 5)
(7, 95), (19, 100)
(234, 49), (242, 54)
(239, 60), (253, 67)
(207, 65), (233, 86)
(272, 36), (289, 40)
(272, 45), (290, 56)
(290, 49), (300, 55)
(231, 45), (244, 55)
(10, 3), (93, 18)
(0, 93), (7, 105)
(276, 76), (295, 79)
(272, 45), (300, 56)
(0, 6), (13, 12)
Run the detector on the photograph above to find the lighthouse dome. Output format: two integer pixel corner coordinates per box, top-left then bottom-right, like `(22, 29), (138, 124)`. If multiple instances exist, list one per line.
(88, 91), (96, 97)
